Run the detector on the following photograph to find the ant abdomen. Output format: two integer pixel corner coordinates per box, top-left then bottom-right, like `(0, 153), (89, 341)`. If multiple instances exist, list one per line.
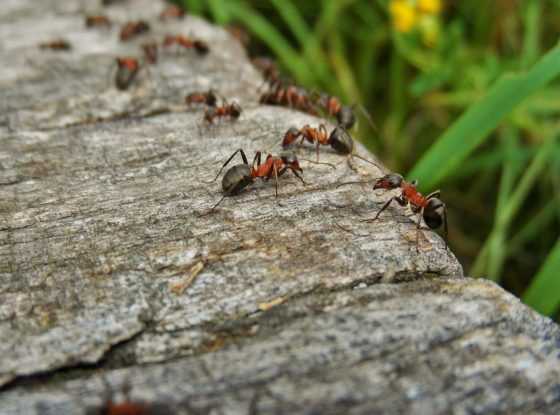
(328, 126), (354, 155)
(222, 164), (252, 195)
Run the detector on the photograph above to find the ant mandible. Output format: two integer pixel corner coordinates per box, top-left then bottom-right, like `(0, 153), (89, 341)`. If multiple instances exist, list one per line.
(204, 101), (242, 123)
(120, 21), (150, 42)
(163, 35), (209, 55)
(362, 173), (448, 249)
(185, 89), (217, 107)
(206, 149), (305, 212)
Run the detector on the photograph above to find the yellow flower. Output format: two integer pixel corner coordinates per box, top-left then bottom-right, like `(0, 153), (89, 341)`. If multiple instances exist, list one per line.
(389, 0), (417, 33)
(417, 0), (442, 15)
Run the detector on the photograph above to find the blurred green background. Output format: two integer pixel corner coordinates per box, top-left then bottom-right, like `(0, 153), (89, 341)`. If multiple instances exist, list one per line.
(176, 0), (560, 317)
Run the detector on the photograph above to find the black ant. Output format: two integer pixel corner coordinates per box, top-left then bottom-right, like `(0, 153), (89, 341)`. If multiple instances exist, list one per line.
(141, 42), (158, 64)
(344, 173), (448, 249)
(85, 378), (174, 415)
(185, 89), (217, 107)
(39, 39), (71, 51)
(205, 149), (305, 212)
(163, 35), (209, 55)
(204, 101), (242, 123)
(85, 15), (112, 28)
(159, 4), (185, 20)
(114, 57), (141, 90)
(120, 21), (150, 42)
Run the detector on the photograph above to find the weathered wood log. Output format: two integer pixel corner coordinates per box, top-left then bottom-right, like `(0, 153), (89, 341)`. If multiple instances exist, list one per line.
(1, 1), (559, 414)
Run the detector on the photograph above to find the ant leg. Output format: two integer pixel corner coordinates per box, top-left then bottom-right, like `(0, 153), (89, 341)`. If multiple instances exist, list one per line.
(316, 140), (320, 162)
(206, 149), (248, 183)
(290, 168), (306, 185)
(252, 151), (262, 169)
(415, 209), (423, 252)
(362, 196), (398, 223)
(273, 163), (279, 198)
(199, 195), (227, 216)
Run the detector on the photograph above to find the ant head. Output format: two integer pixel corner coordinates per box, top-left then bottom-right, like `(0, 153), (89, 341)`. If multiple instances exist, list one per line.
(423, 198), (446, 230)
(222, 164), (252, 195)
(337, 106), (356, 130)
(282, 127), (300, 148)
(206, 89), (218, 106)
(230, 102), (242, 118)
(280, 151), (302, 172)
(194, 40), (209, 55)
(373, 173), (403, 190)
(328, 126), (354, 155)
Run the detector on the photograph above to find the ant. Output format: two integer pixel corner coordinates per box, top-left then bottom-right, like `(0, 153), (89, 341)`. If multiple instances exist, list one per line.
(86, 378), (174, 415)
(39, 39), (71, 51)
(282, 124), (355, 161)
(142, 42), (158, 64)
(313, 93), (356, 130)
(163, 35), (209, 55)
(115, 57), (141, 90)
(356, 173), (448, 249)
(206, 149), (305, 212)
(185, 89), (217, 107)
(252, 57), (280, 84)
(260, 82), (316, 116)
(204, 101), (242, 123)
(85, 15), (112, 28)
(120, 21), (150, 42)
(159, 4), (185, 20)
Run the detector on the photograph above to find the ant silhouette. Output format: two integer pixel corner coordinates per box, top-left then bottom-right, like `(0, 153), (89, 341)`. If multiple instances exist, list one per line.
(203, 149), (305, 213)
(339, 173), (448, 249)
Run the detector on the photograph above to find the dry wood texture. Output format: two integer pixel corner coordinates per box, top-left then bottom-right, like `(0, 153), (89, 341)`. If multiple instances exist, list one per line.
(1, 1), (559, 414)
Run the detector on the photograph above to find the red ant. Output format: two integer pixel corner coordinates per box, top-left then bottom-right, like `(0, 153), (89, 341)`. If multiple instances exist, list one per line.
(185, 89), (217, 107)
(39, 39), (71, 51)
(85, 378), (173, 415)
(313, 93), (356, 130)
(85, 15), (112, 28)
(141, 42), (158, 64)
(260, 82), (316, 115)
(252, 57), (280, 84)
(159, 4), (185, 20)
(163, 35), (209, 55)
(120, 21), (150, 42)
(204, 101), (242, 123)
(347, 173), (448, 249)
(282, 124), (355, 161)
(115, 57), (141, 90)
(206, 149), (305, 212)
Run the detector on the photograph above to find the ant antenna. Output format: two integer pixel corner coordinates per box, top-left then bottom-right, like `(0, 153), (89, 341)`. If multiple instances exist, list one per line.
(351, 153), (383, 170)
(336, 179), (377, 188)
(298, 157), (336, 169)
(199, 195), (227, 216)
(354, 103), (378, 133)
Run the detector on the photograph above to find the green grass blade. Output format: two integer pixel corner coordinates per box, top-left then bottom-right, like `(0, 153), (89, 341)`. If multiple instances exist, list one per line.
(222, 2), (312, 84)
(408, 43), (560, 190)
(523, 238), (560, 316)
